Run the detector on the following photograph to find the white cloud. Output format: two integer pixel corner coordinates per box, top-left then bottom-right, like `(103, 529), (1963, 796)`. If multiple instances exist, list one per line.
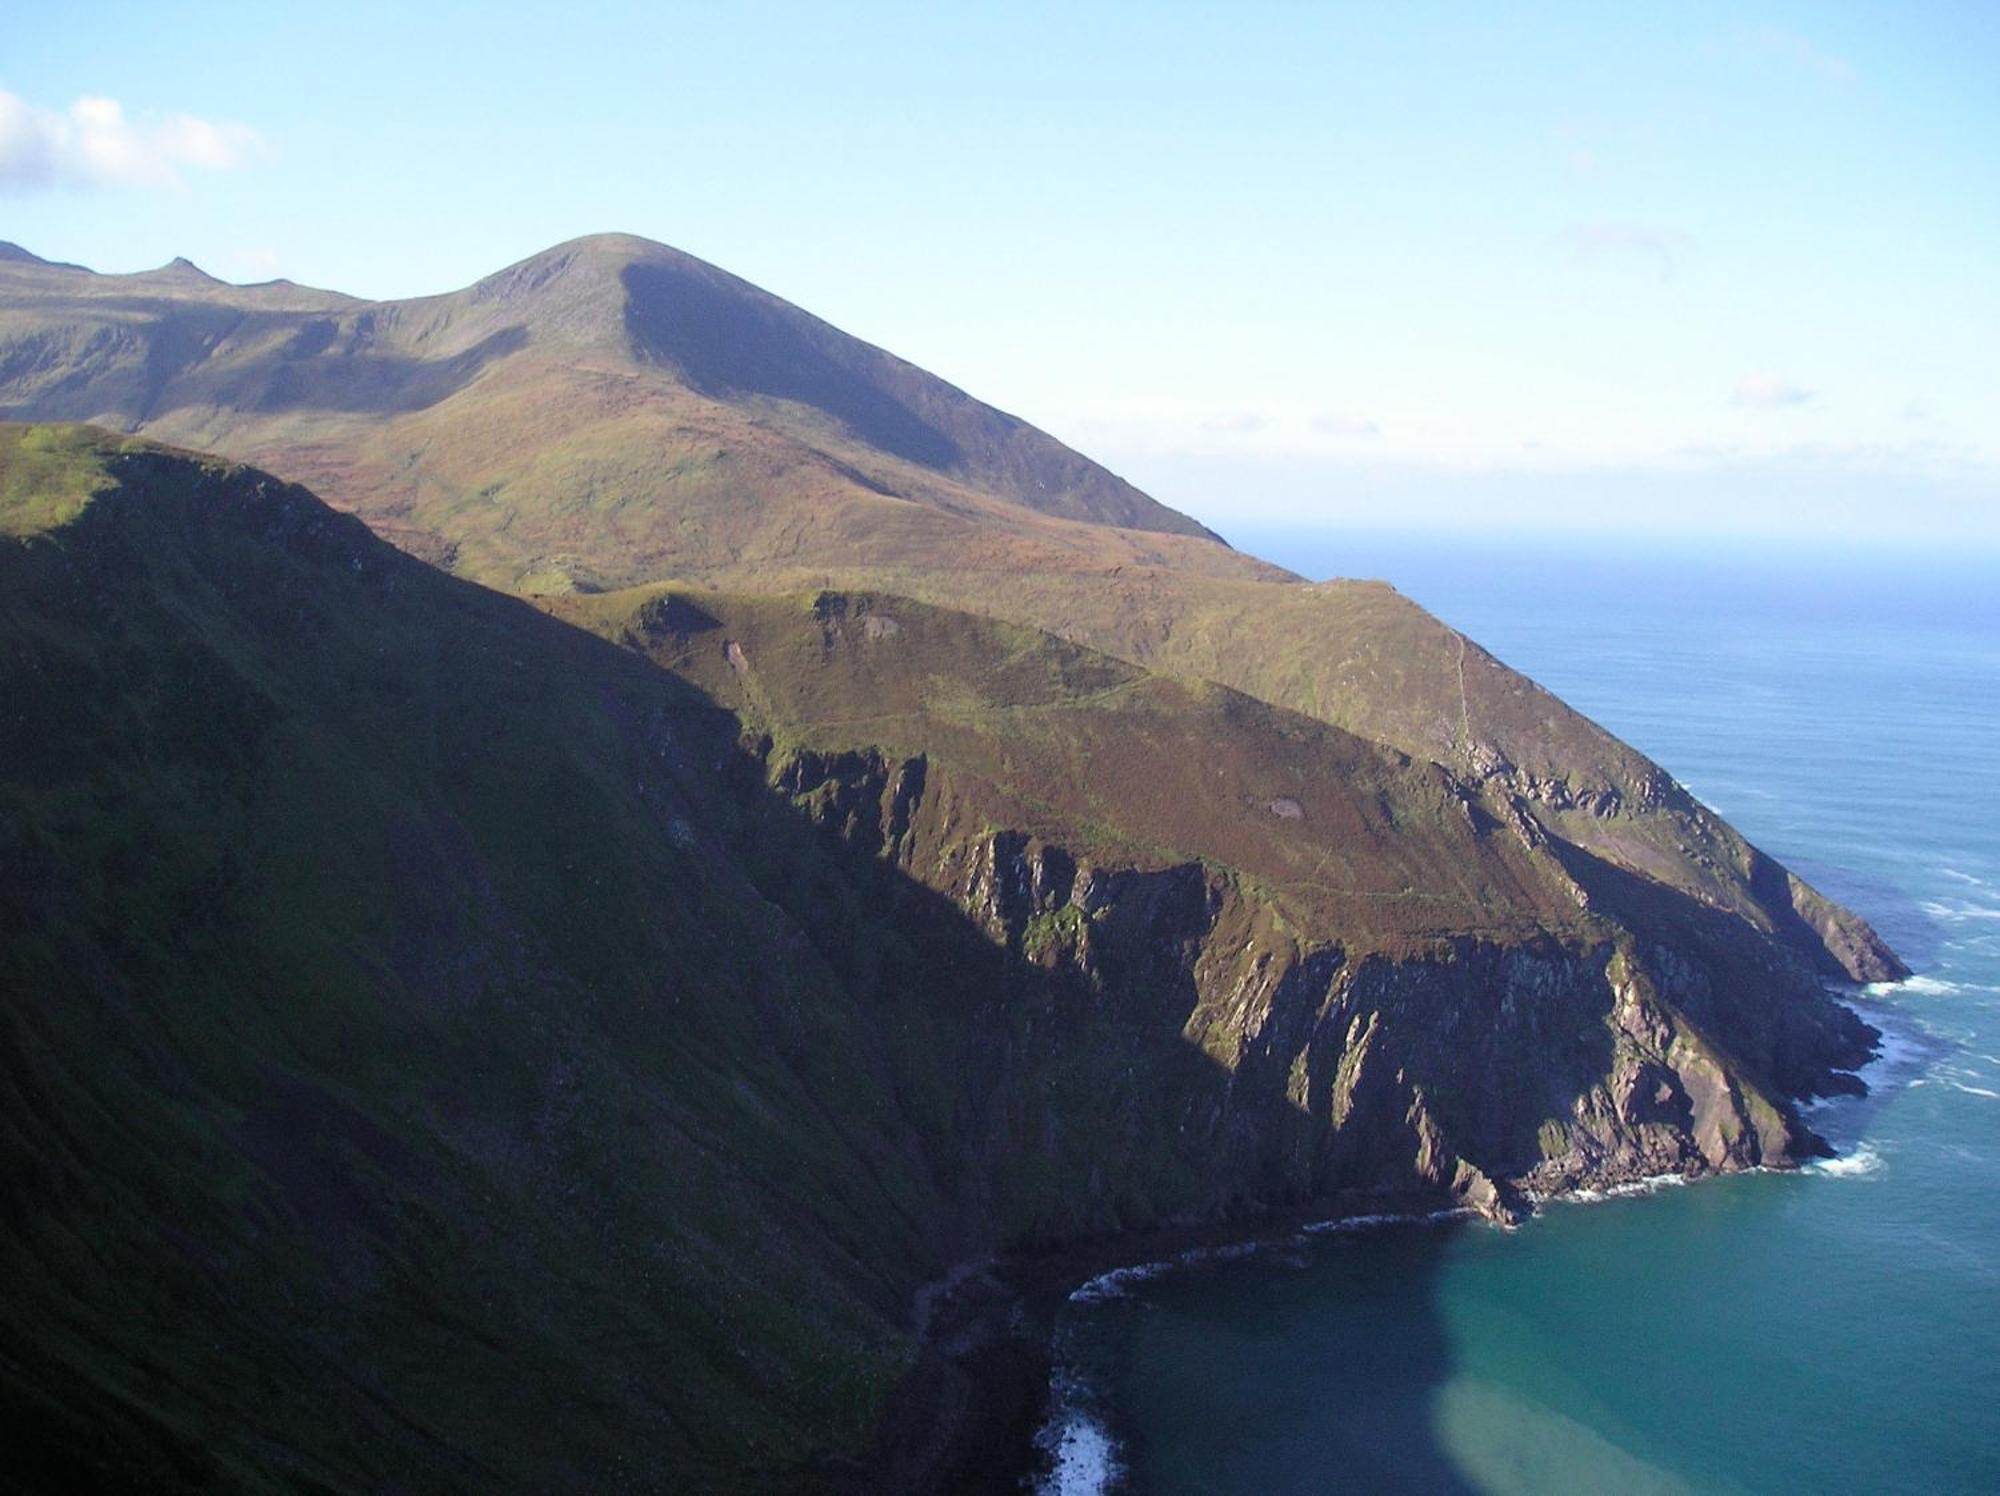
(1558, 220), (1691, 282)
(0, 88), (265, 193)
(1731, 371), (1816, 408)
(1199, 410), (1268, 434)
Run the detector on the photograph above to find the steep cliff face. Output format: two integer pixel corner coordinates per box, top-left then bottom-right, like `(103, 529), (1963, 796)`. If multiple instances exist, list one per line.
(0, 239), (1907, 1005)
(760, 739), (1875, 1236)
(579, 581), (1887, 1228)
(0, 427), (1891, 1491)
(755, 567), (1909, 992)
(585, 575), (1885, 1214)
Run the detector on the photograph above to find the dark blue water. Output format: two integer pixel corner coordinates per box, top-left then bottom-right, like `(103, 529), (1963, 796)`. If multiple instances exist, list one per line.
(1042, 533), (2000, 1494)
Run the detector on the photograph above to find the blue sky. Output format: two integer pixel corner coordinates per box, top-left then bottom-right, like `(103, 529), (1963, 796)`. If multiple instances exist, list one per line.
(3, 1), (1995, 544)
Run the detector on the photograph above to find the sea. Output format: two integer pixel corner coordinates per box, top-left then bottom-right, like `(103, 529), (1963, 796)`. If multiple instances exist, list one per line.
(1038, 531), (2000, 1495)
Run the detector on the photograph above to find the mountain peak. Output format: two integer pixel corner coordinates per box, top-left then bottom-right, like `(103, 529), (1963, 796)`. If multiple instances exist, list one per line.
(1, 229), (1220, 548)
(546, 230), (680, 261)
(457, 232), (701, 314)
(153, 255), (220, 283)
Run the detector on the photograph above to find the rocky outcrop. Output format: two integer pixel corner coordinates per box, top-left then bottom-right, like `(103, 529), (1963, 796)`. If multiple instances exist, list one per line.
(767, 744), (1880, 1232)
(0, 430), (1900, 1494)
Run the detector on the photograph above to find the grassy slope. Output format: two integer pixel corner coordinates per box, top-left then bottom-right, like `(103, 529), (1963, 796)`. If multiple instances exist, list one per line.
(0, 427), (951, 1490)
(552, 584), (1579, 951)
(0, 421), (136, 535)
(663, 557), (1904, 982)
(0, 429), (1581, 1491)
(0, 429), (1890, 1489)
(0, 241), (1901, 984)
(0, 237), (1223, 583)
(552, 579), (1887, 1172)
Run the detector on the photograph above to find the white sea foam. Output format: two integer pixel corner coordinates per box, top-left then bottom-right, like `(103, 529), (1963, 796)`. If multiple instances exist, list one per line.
(1067, 1261), (1168, 1305)
(1860, 971), (2000, 1001)
(1551, 1172), (1693, 1207)
(1900, 974), (1965, 997)
(1807, 1026), (1924, 1117)
(1920, 898), (2000, 924)
(1951, 1083), (2000, 1100)
(1620, 1172), (1689, 1195)
(1067, 1237), (1279, 1304)
(1037, 1394), (1120, 1496)
(1809, 1142), (1883, 1178)
(1068, 1213), (1469, 1305)
(1301, 1207), (1469, 1235)
(1863, 1024), (1928, 1081)
(1046, 1240), (1278, 1491)
(1816, 1010), (1933, 1102)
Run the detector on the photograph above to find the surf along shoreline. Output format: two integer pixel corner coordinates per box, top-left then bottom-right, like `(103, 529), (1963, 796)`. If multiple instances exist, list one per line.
(828, 1188), (1481, 1495)
(826, 977), (1930, 1495)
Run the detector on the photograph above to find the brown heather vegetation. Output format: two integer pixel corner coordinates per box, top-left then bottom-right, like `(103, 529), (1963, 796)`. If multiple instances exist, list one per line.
(0, 232), (1906, 1490)
(0, 235), (1903, 979)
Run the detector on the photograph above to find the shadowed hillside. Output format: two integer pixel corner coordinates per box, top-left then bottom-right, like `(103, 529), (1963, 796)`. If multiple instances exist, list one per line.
(1, 427), (1890, 1488)
(0, 236), (1904, 995)
(0, 235), (1222, 588)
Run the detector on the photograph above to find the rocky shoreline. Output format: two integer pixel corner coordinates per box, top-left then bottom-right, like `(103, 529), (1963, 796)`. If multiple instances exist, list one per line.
(849, 1121), (1887, 1496)
(824, 1186), (1497, 1495)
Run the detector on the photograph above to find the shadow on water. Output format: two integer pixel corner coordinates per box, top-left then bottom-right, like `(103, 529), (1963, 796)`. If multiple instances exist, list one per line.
(1086, 1219), (1473, 1495)
(6, 483), (1886, 1493)
(0, 495), (1480, 1493)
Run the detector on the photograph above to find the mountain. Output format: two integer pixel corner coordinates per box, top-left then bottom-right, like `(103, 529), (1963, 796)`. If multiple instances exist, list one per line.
(0, 234), (1225, 587)
(0, 235), (1904, 997)
(2, 426), (1890, 1488)
(0, 232), (1908, 1487)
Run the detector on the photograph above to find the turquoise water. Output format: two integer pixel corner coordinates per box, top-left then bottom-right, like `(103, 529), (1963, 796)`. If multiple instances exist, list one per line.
(1043, 535), (2000, 1494)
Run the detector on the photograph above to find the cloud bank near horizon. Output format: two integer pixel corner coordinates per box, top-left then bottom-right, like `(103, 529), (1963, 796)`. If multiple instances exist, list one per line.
(1086, 443), (2000, 550)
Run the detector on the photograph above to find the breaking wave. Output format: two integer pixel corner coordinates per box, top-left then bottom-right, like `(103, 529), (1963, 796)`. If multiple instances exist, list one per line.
(1036, 1367), (1122, 1496)
(1919, 898), (2000, 924)
(1552, 1172), (1693, 1206)
(1302, 1207), (1470, 1235)
(1808, 1142), (1884, 1178)
(1865, 972), (2000, 1000)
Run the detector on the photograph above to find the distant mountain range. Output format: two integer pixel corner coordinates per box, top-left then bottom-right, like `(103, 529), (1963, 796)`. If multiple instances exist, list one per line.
(0, 233), (1219, 586)
(0, 236), (1903, 1491)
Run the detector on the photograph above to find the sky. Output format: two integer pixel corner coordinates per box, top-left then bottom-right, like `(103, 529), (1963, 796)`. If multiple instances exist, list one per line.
(3, 1), (1995, 546)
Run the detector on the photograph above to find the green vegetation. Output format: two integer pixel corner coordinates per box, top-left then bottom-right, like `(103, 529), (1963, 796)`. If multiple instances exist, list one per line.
(0, 233), (1222, 599)
(0, 235), (1901, 986)
(0, 423), (135, 535)
(0, 232), (1904, 1491)
(1023, 904), (1090, 962)
(0, 431), (1887, 1489)
(0, 436), (940, 1490)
